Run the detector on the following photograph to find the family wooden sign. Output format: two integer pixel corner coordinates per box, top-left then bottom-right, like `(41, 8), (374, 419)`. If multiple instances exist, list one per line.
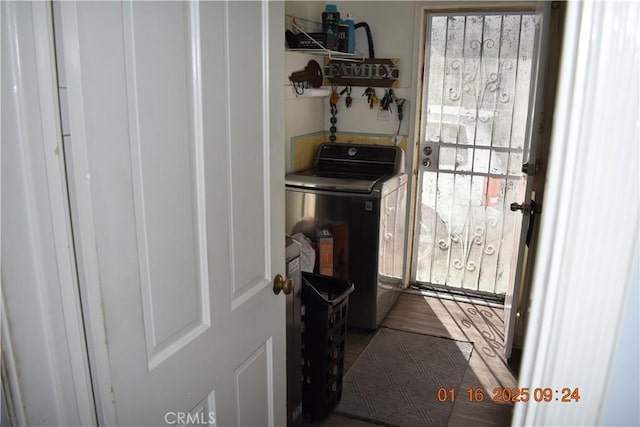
(324, 58), (399, 88)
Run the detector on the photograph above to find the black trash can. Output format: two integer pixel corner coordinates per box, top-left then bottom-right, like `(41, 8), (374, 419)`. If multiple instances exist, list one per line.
(301, 272), (355, 421)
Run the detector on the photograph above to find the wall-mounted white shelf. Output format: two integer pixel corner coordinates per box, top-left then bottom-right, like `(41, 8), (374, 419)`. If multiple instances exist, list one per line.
(286, 48), (365, 63)
(286, 86), (331, 100)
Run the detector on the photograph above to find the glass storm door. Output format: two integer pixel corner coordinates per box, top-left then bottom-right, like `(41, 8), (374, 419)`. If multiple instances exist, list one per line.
(413, 11), (540, 297)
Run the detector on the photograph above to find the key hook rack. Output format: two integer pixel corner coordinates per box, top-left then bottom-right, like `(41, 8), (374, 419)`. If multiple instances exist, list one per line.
(289, 60), (324, 95)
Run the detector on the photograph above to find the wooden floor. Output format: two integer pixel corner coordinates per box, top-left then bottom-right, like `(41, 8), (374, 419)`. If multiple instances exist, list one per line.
(308, 291), (519, 427)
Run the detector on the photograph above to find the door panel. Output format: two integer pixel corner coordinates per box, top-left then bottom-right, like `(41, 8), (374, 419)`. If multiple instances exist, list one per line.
(182, 390), (217, 426)
(60, 1), (285, 425)
(227, 3), (268, 302)
(234, 340), (274, 426)
(123, 1), (211, 368)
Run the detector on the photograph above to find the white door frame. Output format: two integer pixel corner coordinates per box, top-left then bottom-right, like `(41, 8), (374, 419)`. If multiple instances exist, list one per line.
(1, 1), (96, 425)
(56, 2), (118, 422)
(514, 0), (639, 424)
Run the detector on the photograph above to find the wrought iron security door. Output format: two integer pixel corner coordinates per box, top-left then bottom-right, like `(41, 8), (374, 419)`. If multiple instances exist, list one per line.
(413, 12), (538, 296)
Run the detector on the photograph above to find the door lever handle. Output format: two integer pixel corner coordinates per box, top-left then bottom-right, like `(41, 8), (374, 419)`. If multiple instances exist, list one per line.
(511, 201), (542, 247)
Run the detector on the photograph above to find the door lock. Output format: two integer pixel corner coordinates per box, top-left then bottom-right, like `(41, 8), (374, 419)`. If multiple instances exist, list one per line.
(421, 143), (438, 172)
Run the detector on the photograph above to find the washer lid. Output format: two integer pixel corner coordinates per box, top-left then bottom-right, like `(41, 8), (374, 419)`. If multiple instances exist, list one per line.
(285, 143), (403, 193)
(284, 172), (382, 193)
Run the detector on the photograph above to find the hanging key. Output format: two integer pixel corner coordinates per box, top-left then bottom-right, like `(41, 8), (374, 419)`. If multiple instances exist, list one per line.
(345, 85), (352, 108)
(362, 87), (371, 103)
(330, 86), (340, 106)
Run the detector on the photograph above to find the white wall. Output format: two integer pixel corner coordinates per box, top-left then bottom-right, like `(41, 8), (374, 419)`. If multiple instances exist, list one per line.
(284, 51), (325, 172)
(285, 2), (327, 173)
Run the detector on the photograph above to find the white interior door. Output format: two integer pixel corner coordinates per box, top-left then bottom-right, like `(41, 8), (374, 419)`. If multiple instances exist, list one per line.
(59, 1), (286, 425)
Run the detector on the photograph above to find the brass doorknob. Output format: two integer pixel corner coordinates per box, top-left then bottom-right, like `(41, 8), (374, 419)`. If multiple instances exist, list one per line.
(273, 274), (293, 295)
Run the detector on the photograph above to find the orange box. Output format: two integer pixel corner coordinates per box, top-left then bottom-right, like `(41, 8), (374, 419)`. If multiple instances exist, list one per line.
(317, 229), (333, 277)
